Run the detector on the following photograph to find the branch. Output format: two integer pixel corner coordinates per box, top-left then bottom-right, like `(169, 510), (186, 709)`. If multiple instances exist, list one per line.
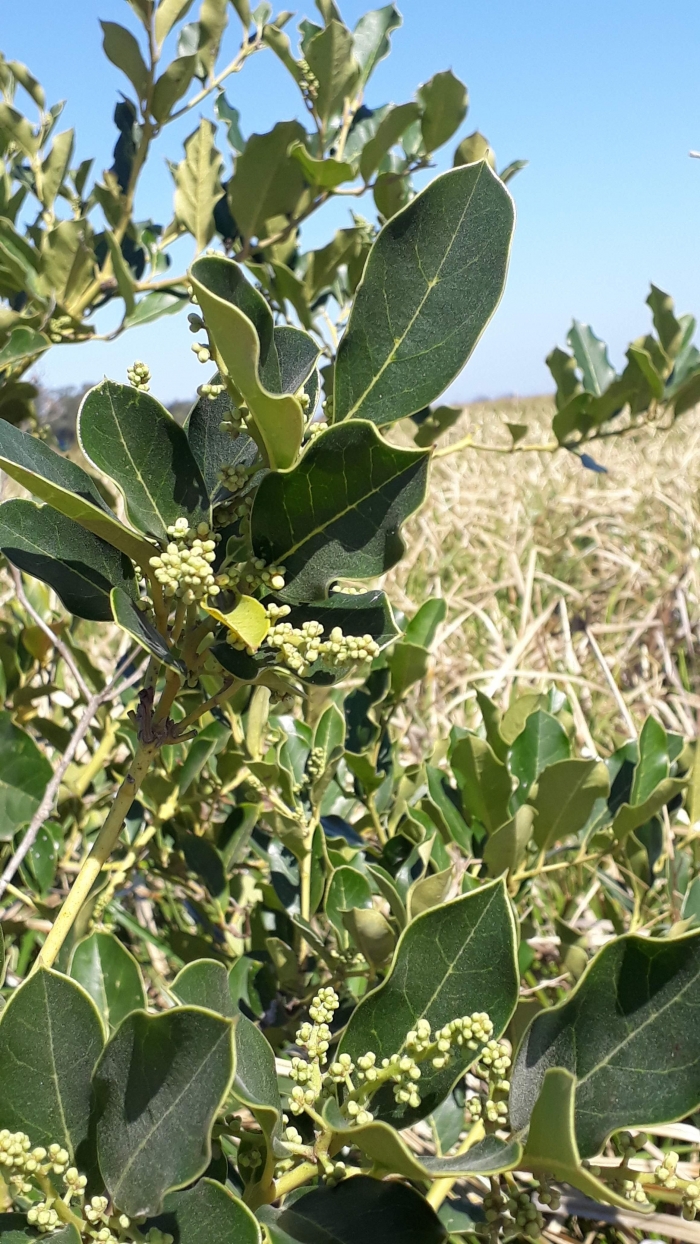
(11, 567), (91, 701)
(0, 656), (145, 902)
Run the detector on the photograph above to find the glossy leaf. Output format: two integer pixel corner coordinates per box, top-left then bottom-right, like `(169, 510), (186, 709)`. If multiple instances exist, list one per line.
(404, 597), (446, 648)
(110, 587), (184, 671)
(612, 776), (687, 842)
(522, 1068), (646, 1210)
(0, 420), (153, 567)
(418, 70), (468, 152)
(0, 499), (138, 622)
(387, 641), (429, 698)
(631, 715), (668, 803)
(250, 421), (429, 602)
(190, 256), (304, 470)
(69, 932), (146, 1030)
(94, 1006), (235, 1217)
(510, 929), (700, 1157)
(159, 1178), (261, 1244)
(509, 710), (570, 800)
(0, 967), (104, 1153)
(451, 734), (511, 833)
(0, 710), (52, 840)
(339, 878), (518, 1125)
(567, 322), (615, 396)
(78, 381), (209, 541)
(264, 1175), (446, 1244)
(531, 758), (610, 851)
(334, 163), (514, 426)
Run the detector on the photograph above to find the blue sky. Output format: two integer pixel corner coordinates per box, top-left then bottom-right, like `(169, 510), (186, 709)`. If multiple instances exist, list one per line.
(4, 0), (700, 405)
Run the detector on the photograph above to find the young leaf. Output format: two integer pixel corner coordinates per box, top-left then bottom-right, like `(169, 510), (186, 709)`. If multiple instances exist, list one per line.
(69, 932), (146, 1030)
(206, 595), (269, 650)
(0, 499), (138, 622)
(158, 1178), (261, 1244)
(631, 714), (668, 803)
(522, 1068), (648, 1211)
(100, 21), (149, 100)
(94, 1007), (235, 1217)
(338, 878), (518, 1126)
(78, 380), (209, 541)
(250, 422), (429, 602)
(403, 597), (446, 648)
(0, 327), (50, 369)
(323, 1100), (520, 1180)
(334, 163), (514, 426)
(0, 967), (104, 1153)
(326, 865), (372, 938)
(531, 758), (610, 851)
(174, 120), (223, 252)
(450, 735), (512, 834)
(418, 70), (468, 152)
(155, 0), (196, 46)
(0, 711), (53, 840)
(263, 1175), (446, 1244)
(190, 256), (304, 470)
(510, 929), (700, 1157)
(0, 420), (153, 568)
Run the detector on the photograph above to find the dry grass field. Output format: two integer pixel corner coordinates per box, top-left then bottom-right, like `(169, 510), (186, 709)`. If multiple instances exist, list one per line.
(388, 396), (700, 755)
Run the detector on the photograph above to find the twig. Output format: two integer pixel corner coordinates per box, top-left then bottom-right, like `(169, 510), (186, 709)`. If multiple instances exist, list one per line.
(11, 567), (91, 701)
(0, 658), (145, 902)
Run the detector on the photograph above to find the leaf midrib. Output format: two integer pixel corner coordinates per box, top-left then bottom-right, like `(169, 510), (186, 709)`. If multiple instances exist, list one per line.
(341, 163), (485, 419)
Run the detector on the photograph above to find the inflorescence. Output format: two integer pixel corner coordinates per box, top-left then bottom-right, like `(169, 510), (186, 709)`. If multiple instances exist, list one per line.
(149, 519), (220, 603)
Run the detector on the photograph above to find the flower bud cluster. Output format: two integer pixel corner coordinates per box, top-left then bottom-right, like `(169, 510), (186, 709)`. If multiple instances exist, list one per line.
(149, 519), (220, 603)
(264, 617), (379, 676)
(481, 1186), (544, 1242)
(244, 558), (287, 594)
(655, 1148), (679, 1189)
(219, 463), (253, 495)
(126, 361), (151, 391)
(198, 382), (227, 400)
(191, 342), (211, 364)
(219, 404), (250, 435)
(286, 989), (340, 1116)
(306, 746), (326, 781)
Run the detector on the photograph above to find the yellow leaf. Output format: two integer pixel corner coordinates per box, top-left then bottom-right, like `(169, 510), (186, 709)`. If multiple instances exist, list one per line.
(205, 594), (269, 651)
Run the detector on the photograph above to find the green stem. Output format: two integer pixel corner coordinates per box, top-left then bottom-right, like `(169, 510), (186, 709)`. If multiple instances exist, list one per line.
(272, 1160), (319, 1201)
(425, 1120), (485, 1210)
(34, 741), (158, 970)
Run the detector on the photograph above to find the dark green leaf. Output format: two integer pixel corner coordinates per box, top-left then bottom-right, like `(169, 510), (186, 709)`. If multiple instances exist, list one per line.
(0, 420), (153, 567)
(173, 959), (235, 1016)
(334, 164), (513, 426)
(233, 1014), (283, 1189)
(0, 499), (138, 622)
(326, 865), (372, 937)
(510, 929), (700, 1157)
(418, 70), (468, 152)
(160, 1178), (261, 1244)
(110, 587), (184, 671)
(359, 102), (421, 181)
(631, 715), (668, 804)
(250, 421), (429, 602)
(0, 967), (104, 1153)
(339, 878), (518, 1125)
(184, 375), (259, 499)
(531, 759), (610, 851)
(306, 21), (360, 123)
(79, 381), (209, 541)
(264, 1175), (446, 1244)
(483, 806), (536, 876)
(0, 711), (52, 840)
(509, 710), (570, 801)
(387, 641), (429, 697)
(647, 284), (684, 358)
(451, 735), (511, 833)
(94, 1006), (234, 1217)
(273, 326), (320, 395)
(69, 932), (146, 1030)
